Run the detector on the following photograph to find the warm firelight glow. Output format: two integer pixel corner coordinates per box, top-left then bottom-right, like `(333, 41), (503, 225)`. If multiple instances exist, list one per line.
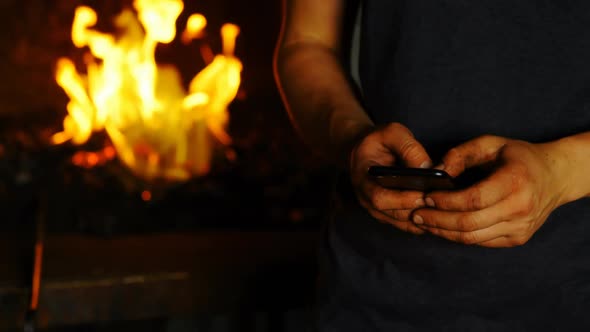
(181, 14), (207, 44)
(141, 190), (152, 202)
(53, 0), (242, 181)
(71, 146), (117, 169)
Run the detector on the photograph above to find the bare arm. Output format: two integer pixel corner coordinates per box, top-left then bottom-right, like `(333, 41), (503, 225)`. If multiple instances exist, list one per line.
(551, 132), (590, 201)
(274, 0), (434, 235)
(273, 0), (374, 168)
(410, 132), (590, 248)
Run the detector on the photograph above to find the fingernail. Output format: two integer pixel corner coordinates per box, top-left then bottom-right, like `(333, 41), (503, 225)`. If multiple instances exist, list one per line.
(415, 198), (425, 207)
(420, 161), (433, 169)
(434, 164), (445, 170)
(425, 197), (435, 207)
(413, 215), (424, 225)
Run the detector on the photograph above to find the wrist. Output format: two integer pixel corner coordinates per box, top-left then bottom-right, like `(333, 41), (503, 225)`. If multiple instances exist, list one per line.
(333, 119), (374, 171)
(543, 135), (590, 204)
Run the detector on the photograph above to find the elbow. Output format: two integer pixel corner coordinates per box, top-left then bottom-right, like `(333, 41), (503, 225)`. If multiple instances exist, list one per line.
(273, 44), (298, 103)
(273, 45), (289, 91)
(273, 41), (326, 90)
(272, 49), (283, 88)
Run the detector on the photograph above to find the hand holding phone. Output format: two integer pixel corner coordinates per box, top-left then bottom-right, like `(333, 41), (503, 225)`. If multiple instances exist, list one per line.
(368, 166), (455, 192)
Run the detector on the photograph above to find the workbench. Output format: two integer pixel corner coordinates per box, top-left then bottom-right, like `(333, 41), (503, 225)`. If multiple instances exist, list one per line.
(0, 230), (319, 330)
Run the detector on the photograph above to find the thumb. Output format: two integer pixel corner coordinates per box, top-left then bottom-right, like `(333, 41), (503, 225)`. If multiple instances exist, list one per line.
(441, 135), (507, 177)
(380, 123), (432, 168)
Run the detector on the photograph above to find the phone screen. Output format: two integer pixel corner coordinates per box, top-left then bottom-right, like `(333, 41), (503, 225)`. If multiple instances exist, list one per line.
(368, 166), (455, 192)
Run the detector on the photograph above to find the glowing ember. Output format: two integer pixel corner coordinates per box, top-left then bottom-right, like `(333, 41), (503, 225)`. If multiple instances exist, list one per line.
(53, 0), (242, 181)
(141, 190), (152, 202)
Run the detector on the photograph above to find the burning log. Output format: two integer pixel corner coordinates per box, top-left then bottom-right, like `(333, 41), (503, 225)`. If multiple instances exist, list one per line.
(52, 0), (243, 182)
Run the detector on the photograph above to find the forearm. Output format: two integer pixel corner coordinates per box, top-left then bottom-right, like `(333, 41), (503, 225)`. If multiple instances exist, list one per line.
(546, 132), (590, 203)
(274, 42), (374, 168)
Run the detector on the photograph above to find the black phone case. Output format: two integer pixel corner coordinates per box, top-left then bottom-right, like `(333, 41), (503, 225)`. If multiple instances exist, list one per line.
(368, 166), (455, 192)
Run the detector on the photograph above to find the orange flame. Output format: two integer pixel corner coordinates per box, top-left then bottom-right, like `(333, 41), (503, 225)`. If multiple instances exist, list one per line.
(53, 0), (242, 181)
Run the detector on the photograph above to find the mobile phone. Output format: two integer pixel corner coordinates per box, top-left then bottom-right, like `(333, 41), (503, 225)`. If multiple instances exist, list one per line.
(367, 166), (455, 192)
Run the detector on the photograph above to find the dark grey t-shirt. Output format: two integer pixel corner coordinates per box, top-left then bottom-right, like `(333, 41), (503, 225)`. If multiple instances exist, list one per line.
(317, 1), (590, 330)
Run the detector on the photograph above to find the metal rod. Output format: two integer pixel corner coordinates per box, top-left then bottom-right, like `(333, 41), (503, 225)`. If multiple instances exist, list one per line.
(24, 192), (46, 332)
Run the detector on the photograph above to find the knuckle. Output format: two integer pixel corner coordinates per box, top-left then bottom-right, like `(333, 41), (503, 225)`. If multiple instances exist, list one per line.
(403, 196), (418, 209)
(457, 214), (478, 231)
(508, 235), (529, 247)
(478, 134), (498, 143)
(362, 131), (380, 146)
(443, 148), (464, 173)
(459, 232), (479, 245)
(392, 209), (411, 221)
(468, 187), (484, 210)
(367, 188), (387, 209)
(386, 122), (408, 134)
(370, 195), (386, 210)
(514, 194), (535, 217)
(446, 147), (462, 161)
(520, 219), (540, 237)
(509, 163), (530, 190)
(521, 197), (535, 216)
(516, 162), (531, 179)
(399, 139), (421, 161)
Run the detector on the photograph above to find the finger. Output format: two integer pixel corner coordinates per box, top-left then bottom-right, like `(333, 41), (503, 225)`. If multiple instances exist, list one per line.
(426, 164), (516, 212)
(419, 221), (511, 245)
(478, 235), (530, 248)
(390, 220), (426, 235)
(477, 237), (510, 248)
(362, 181), (426, 210)
(383, 209), (413, 222)
(366, 207), (425, 235)
(441, 135), (507, 177)
(414, 195), (519, 231)
(380, 123), (432, 168)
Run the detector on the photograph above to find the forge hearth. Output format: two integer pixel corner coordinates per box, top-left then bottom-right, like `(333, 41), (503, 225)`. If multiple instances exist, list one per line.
(1, 1), (326, 329)
(0, 97), (328, 329)
(1, 0), (331, 236)
(0, 99), (332, 236)
(0, 94), (329, 328)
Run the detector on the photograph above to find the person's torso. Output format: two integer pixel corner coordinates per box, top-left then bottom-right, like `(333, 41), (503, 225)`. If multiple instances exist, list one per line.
(360, 0), (590, 159)
(325, 0), (590, 327)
